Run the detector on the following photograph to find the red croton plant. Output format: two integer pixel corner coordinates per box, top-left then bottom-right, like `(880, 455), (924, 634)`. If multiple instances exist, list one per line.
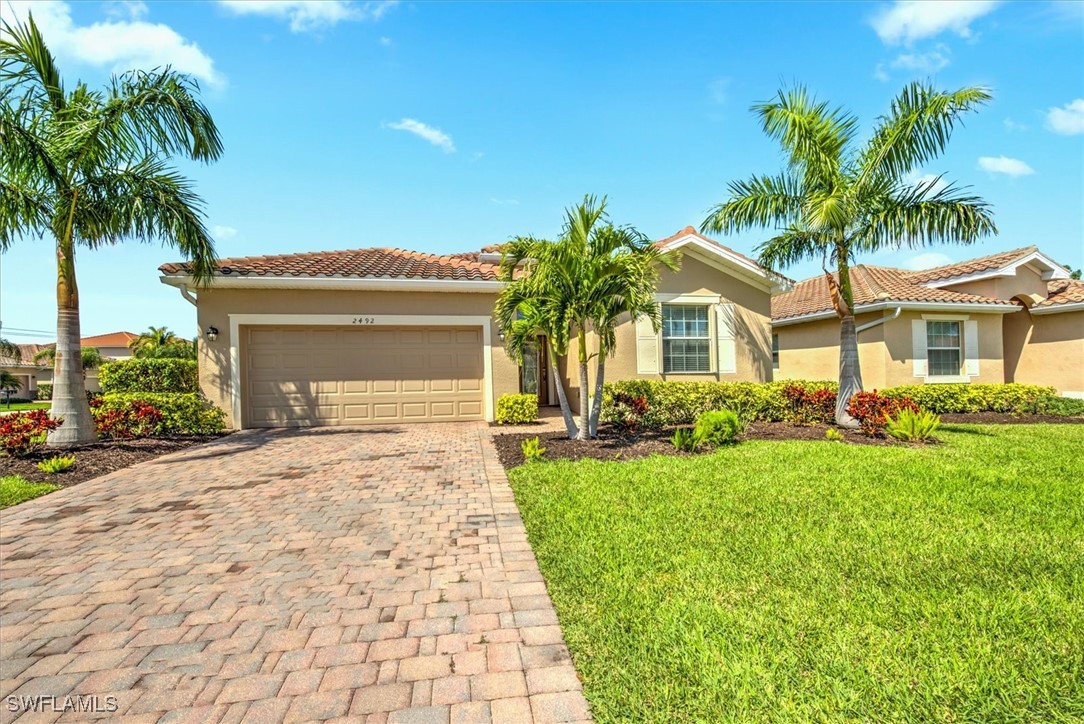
(89, 398), (164, 440)
(0, 410), (63, 457)
(846, 391), (920, 437)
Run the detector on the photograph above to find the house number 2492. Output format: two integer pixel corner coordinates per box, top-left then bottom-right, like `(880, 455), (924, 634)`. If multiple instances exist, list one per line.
(352, 317), (376, 325)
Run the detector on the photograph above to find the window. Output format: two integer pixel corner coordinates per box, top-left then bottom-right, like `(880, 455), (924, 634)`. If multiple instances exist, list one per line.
(662, 305), (710, 373)
(772, 334), (779, 369)
(926, 320), (962, 377)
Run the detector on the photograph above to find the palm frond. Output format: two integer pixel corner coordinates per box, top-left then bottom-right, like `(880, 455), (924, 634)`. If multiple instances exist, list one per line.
(858, 182), (997, 251)
(755, 227), (826, 272)
(701, 173), (804, 234)
(754, 85), (857, 189)
(0, 12), (65, 113)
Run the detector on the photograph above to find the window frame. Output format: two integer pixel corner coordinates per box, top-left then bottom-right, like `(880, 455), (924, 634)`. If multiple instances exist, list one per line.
(771, 333), (780, 370)
(925, 319), (963, 379)
(661, 303), (712, 374)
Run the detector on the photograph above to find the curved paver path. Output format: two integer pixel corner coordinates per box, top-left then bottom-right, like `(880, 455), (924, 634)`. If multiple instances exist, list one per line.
(0, 424), (590, 723)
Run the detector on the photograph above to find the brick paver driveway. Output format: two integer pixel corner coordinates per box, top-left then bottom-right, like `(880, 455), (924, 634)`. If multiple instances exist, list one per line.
(0, 424), (590, 723)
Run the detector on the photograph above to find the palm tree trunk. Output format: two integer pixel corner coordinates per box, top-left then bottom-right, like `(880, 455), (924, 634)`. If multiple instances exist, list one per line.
(836, 315), (863, 428)
(549, 358), (578, 439)
(588, 348), (606, 438)
(576, 329), (590, 441)
(48, 237), (97, 447)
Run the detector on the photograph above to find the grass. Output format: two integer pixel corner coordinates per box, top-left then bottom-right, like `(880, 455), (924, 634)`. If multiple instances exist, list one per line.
(1, 401), (50, 412)
(0, 475), (60, 509)
(508, 424), (1084, 722)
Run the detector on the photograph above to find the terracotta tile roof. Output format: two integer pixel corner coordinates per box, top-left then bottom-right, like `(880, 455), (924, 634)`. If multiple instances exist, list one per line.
(772, 264), (1016, 321)
(159, 248), (501, 281)
(903, 246), (1037, 284)
(0, 343), (50, 367)
(1036, 279), (1084, 309)
(80, 331), (138, 347)
(656, 226), (772, 274)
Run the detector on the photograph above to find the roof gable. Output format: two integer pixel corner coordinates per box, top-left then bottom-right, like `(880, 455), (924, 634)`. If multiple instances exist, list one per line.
(905, 246), (1070, 287)
(657, 227), (791, 292)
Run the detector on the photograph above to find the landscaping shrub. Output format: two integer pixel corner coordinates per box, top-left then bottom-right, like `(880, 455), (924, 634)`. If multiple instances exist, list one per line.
(98, 393), (225, 435)
(496, 393), (539, 424)
(782, 384), (837, 424)
(694, 410), (742, 445)
(608, 392), (651, 434)
(90, 398), (164, 439)
(602, 380), (837, 429)
(36, 384), (51, 401)
(1020, 394), (1084, 417)
(670, 426), (706, 452)
(98, 358), (199, 394)
(521, 436), (546, 463)
(0, 410), (63, 457)
(881, 383), (1054, 414)
(847, 391), (919, 437)
(824, 428), (844, 442)
(885, 408), (941, 442)
(37, 455), (76, 474)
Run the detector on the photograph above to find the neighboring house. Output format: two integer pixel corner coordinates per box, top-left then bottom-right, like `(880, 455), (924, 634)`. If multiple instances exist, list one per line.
(34, 331), (138, 392)
(0, 344), (51, 399)
(158, 226), (785, 428)
(772, 247), (1084, 397)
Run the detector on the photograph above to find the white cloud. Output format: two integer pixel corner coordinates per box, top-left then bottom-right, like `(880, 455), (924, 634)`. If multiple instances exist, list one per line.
(379, 36), (392, 46)
(103, 1), (148, 21)
(1003, 117), (1028, 132)
(873, 64), (890, 82)
(212, 225), (238, 239)
(385, 118), (456, 153)
(903, 252), (954, 270)
(3, 1), (223, 88)
(218, 1), (397, 32)
(977, 156), (1036, 177)
(871, 1), (998, 45)
(1046, 99), (1084, 136)
(890, 44), (951, 73)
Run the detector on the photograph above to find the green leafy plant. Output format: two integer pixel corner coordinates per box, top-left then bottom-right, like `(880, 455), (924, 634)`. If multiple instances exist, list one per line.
(825, 428), (844, 442)
(882, 383), (1054, 414)
(521, 436), (546, 463)
(1019, 394), (1084, 417)
(496, 394), (539, 425)
(35, 384), (52, 401)
(885, 408), (942, 442)
(98, 359), (199, 394)
(608, 392), (651, 435)
(694, 410), (742, 446)
(97, 394), (225, 435)
(37, 455), (76, 474)
(670, 427), (706, 452)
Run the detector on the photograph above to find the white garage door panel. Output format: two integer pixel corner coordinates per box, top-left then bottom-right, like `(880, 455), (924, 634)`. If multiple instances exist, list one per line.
(244, 325), (484, 427)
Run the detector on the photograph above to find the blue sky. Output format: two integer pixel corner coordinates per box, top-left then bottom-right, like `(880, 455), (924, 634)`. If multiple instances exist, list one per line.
(2, 0), (1082, 342)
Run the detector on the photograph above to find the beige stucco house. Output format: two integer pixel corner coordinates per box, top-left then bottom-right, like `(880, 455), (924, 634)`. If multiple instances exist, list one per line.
(772, 247), (1084, 397)
(0, 344), (50, 399)
(159, 227), (785, 429)
(33, 331), (138, 393)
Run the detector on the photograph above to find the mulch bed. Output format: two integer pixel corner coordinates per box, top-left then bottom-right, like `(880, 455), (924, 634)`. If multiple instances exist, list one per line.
(1, 435), (229, 486)
(494, 413), (1083, 468)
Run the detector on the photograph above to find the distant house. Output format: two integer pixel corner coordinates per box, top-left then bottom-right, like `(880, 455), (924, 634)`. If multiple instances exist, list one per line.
(0, 344), (51, 399)
(35, 331), (139, 393)
(772, 247), (1084, 398)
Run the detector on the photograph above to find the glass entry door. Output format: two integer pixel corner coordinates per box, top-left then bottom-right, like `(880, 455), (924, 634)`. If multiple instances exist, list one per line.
(520, 337), (550, 405)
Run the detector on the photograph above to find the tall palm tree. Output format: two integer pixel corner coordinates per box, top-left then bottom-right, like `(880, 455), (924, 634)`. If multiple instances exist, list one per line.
(1, 14), (222, 446)
(702, 83), (996, 426)
(129, 326), (180, 357)
(495, 196), (678, 440)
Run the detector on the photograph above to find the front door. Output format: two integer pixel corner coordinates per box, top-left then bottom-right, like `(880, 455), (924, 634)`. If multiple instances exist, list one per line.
(521, 336), (550, 406)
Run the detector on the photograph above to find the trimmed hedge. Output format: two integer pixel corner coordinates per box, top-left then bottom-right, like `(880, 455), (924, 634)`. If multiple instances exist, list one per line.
(880, 383), (1055, 414)
(36, 384), (52, 401)
(602, 380), (837, 428)
(99, 358), (198, 394)
(496, 394), (539, 425)
(98, 393), (225, 435)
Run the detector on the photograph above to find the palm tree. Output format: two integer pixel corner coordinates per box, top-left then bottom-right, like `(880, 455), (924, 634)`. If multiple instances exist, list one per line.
(0, 370), (22, 405)
(129, 326), (180, 357)
(495, 196), (678, 440)
(702, 83), (996, 426)
(0, 338), (19, 360)
(1, 14), (222, 446)
(33, 345), (103, 374)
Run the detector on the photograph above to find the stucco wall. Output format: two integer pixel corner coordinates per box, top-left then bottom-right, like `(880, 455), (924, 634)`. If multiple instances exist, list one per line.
(881, 311), (1006, 386)
(944, 264), (1049, 303)
(195, 288), (520, 428)
(1010, 310), (1084, 396)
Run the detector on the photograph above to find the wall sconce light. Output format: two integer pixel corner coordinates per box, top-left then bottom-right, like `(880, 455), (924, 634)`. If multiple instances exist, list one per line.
(497, 327), (505, 342)
(205, 326), (219, 342)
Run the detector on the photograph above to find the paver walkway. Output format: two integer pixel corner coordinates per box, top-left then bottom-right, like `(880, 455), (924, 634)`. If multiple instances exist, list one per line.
(0, 423), (590, 723)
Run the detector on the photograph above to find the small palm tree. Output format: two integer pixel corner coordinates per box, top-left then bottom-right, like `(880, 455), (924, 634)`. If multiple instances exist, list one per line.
(130, 326), (180, 357)
(702, 82), (996, 425)
(0, 370), (22, 405)
(0, 338), (19, 360)
(1, 14), (222, 446)
(496, 196), (678, 439)
(34, 346), (103, 374)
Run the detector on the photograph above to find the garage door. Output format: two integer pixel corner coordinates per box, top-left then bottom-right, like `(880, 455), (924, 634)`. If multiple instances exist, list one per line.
(244, 325), (485, 427)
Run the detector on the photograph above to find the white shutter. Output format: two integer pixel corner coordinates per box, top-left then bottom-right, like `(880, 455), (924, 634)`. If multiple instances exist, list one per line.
(912, 319), (928, 378)
(715, 303), (737, 374)
(964, 320), (979, 376)
(635, 313), (660, 375)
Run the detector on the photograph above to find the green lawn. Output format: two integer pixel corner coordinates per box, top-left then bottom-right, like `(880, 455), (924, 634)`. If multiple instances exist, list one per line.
(509, 424), (1084, 722)
(0, 475), (60, 509)
(1, 401), (51, 412)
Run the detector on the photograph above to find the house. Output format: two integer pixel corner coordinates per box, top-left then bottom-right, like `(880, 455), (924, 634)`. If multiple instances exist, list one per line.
(772, 247), (1084, 398)
(158, 227), (785, 428)
(0, 344), (51, 399)
(33, 331), (139, 392)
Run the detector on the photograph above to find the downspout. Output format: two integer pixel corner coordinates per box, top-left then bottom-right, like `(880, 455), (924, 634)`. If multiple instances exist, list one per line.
(855, 306), (901, 334)
(178, 284), (198, 307)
